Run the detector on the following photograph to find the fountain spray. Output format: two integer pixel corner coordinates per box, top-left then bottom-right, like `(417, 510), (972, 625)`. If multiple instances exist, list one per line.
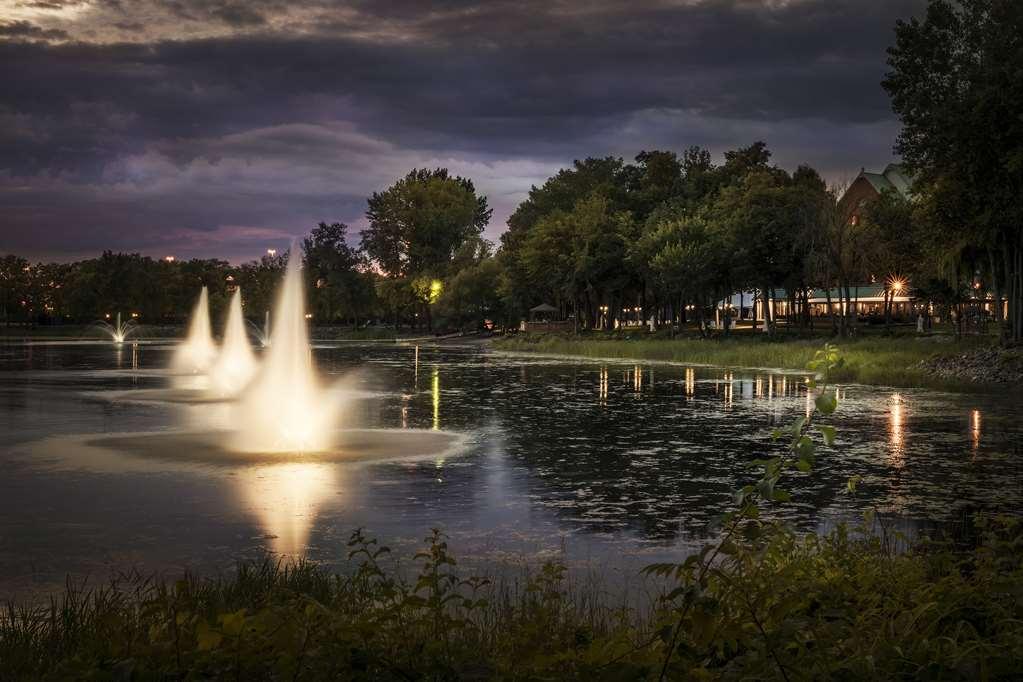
(173, 286), (217, 373)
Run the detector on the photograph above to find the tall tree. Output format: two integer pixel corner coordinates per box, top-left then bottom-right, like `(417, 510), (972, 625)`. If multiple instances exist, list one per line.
(883, 0), (1023, 341)
(303, 222), (374, 325)
(362, 168), (491, 330)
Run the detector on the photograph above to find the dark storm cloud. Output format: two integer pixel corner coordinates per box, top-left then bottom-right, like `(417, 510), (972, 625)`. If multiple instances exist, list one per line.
(0, 19), (69, 40)
(0, 0), (925, 261)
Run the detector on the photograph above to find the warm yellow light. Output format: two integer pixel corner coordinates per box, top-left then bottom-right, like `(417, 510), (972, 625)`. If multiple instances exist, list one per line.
(429, 279), (443, 304)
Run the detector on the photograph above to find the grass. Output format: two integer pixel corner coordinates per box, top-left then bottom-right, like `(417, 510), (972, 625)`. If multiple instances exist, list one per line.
(2, 520), (1021, 680)
(495, 330), (993, 390)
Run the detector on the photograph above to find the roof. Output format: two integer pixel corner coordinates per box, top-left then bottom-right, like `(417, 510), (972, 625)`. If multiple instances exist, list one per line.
(529, 303), (558, 313)
(858, 163), (914, 201)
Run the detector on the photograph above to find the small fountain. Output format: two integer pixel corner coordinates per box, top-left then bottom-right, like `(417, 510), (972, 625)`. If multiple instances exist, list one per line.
(208, 289), (257, 396)
(247, 309), (272, 348)
(96, 312), (137, 344)
(173, 287), (217, 374)
(231, 254), (338, 453)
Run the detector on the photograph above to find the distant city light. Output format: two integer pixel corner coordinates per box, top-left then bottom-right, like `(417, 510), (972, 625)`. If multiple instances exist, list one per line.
(164, 255), (175, 262)
(267, 248), (277, 257)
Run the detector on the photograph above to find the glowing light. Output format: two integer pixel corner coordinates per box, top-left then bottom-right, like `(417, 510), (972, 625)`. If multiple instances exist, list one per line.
(432, 368), (440, 430)
(164, 255), (175, 262)
(888, 393), (905, 468)
(598, 367), (609, 405)
(685, 367), (695, 398)
(236, 462), (336, 556)
(887, 275), (908, 295)
(267, 248), (277, 257)
(971, 409), (981, 455)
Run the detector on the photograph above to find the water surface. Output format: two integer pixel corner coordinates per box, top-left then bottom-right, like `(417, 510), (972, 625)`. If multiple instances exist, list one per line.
(1, 341), (1019, 598)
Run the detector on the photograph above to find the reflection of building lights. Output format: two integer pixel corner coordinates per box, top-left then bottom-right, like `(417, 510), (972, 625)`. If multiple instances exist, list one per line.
(633, 365), (643, 392)
(724, 372), (733, 407)
(431, 368), (440, 431)
(685, 367), (695, 398)
(971, 409), (981, 454)
(888, 393), (905, 468)
(598, 367), (608, 405)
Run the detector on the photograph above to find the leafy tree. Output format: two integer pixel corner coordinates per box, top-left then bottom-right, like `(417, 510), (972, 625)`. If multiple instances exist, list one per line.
(883, 0), (1023, 341)
(303, 222), (375, 326)
(362, 168), (491, 330)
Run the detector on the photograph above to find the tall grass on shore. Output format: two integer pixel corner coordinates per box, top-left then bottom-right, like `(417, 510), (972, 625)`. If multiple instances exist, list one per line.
(495, 333), (988, 389)
(2, 520), (1022, 680)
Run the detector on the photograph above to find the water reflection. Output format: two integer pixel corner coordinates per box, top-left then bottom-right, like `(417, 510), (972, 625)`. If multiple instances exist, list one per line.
(2, 343), (1022, 591)
(235, 462), (337, 556)
(432, 367), (440, 430)
(971, 409), (982, 456)
(888, 393), (906, 468)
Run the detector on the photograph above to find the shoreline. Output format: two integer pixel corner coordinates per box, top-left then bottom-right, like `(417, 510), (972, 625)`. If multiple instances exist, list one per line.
(493, 333), (1009, 393)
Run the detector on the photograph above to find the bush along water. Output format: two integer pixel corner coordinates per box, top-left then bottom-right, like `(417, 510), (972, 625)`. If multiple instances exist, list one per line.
(2, 346), (1023, 680)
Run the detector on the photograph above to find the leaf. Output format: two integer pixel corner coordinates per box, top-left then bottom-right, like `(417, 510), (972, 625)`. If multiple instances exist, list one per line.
(814, 391), (838, 415)
(819, 425), (836, 446)
(196, 621), (222, 651)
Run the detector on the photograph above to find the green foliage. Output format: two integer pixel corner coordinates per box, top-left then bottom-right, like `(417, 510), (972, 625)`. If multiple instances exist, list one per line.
(3, 520), (1022, 680)
(884, 0), (1023, 341)
(362, 168), (492, 280)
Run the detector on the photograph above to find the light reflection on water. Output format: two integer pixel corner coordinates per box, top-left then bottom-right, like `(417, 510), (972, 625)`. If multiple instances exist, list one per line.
(0, 342), (1020, 597)
(235, 462), (338, 556)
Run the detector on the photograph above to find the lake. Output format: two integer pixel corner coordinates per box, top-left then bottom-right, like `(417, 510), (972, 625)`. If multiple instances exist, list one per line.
(1, 340), (1020, 599)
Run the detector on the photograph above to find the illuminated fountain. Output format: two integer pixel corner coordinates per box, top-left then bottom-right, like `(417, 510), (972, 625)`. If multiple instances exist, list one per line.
(230, 255), (337, 453)
(208, 289), (257, 396)
(247, 310), (272, 348)
(173, 286), (217, 374)
(96, 312), (137, 344)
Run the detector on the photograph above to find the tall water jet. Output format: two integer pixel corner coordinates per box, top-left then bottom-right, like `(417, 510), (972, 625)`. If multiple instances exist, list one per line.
(231, 254), (338, 452)
(208, 289), (257, 396)
(173, 287), (217, 374)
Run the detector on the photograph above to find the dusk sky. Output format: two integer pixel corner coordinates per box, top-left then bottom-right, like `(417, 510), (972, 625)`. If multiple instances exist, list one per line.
(1, 0), (924, 263)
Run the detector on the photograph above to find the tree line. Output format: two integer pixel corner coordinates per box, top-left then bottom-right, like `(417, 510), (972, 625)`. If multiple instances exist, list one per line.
(2, 0), (1020, 341)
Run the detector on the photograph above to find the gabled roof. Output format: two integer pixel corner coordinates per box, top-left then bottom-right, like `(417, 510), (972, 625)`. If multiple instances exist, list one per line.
(858, 164), (914, 200)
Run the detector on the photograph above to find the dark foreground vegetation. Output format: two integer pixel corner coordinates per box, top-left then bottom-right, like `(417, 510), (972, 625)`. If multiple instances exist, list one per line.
(2, 519), (1021, 681)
